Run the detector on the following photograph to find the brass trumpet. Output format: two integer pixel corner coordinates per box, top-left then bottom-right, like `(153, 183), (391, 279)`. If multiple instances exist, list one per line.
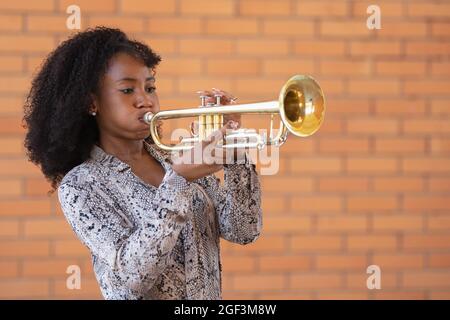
(143, 75), (325, 151)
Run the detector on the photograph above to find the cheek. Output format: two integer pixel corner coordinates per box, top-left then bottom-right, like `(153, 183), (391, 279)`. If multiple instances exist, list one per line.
(152, 94), (160, 111)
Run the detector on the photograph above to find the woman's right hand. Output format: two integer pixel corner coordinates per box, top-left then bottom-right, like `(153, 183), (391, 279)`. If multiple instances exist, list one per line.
(171, 120), (239, 182)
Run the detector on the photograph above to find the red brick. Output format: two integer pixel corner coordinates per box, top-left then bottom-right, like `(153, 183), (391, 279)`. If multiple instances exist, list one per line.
(236, 39), (289, 56)
(0, 241), (50, 257)
(431, 62), (450, 76)
(404, 235), (450, 250)
(23, 259), (78, 277)
(403, 272), (450, 289)
(290, 158), (342, 173)
(240, 0), (290, 16)
(378, 22), (427, 38)
(0, 261), (18, 278)
(0, 280), (49, 299)
(428, 216), (450, 231)
(373, 216), (423, 231)
(351, 41), (401, 56)
(221, 256), (256, 273)
(87, 16), (145, 33)
(158, 58), (202, 75)
(403, 158), (450, 173)
(318, 177), (369, 193)
(207, 58), (260, 76)
(347, 158), (398, 174)
(373, 177), (424, 192)
(317, 216), (368, 232)
(405, 80), (450, 95)
(120, 0), (175, 14)
(297, 1), (349, 17)
(407, 3), (450, 17)
(376, 61), (426, 76)
(263, 217), (311, 233)
(0, 179), (22, 197)
(291, 235), (343, 251)
(352, 1), (403, 17)
(316, 255), (367, 270)
(431, 138), (450, 154)
(403, 120), (450, 135)
(375, 99), (426, 115)
(260, 177), (314, 193)
(179, 39), (233, 55)
(263, 58), (315, 76)
(349, 80), (400, 95)
(320, 21), (371, 37)
(180, 0), (234, 16)
(0, 1), (54, 11)
(0, 14), (22, 32)
(0, 200), (52, 216)
(290, 273), (342, 289)
(348, 119), (399, 134)
(0, 35), (54, 53)
(233, 274), (284, 291)
(294, 40), (346, 56)
(263, 20), (314, 36)
(147, 18), (202, 35)
(347, 196), (398, 211)
(347, 272), (398, 290)
(373, 254), (424, 269)
(319, 138), (370, 154)
(24, 219), (74, 238)
(404, 196), (450, 211)
(431, 22), (450, 37)
(347, 235), (397, 250)
(375, 138), (426, 154)
(429, 178), (450, 192)
(206, 18), (259, 35)
(429, 254), (450, 268)
(59, 0), (116, 13)
(406, 41), (450, 56)
(327, 99), (370, 116)
(230, 235), (285, 254)
(321, 60), (371, 76)
(290, 196), (343, 213)
(259, 255), (312, 272)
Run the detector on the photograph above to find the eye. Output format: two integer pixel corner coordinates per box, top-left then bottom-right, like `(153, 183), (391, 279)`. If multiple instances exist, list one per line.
(146, 86), (156, 94)
(120, 88), (134, 94)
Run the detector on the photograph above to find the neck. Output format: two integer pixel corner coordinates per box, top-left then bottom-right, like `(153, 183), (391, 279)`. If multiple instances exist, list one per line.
(97, 136), (145, 163)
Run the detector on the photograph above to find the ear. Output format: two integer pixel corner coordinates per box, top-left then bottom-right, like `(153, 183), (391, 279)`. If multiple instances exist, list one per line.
(89, 93), (99, 114)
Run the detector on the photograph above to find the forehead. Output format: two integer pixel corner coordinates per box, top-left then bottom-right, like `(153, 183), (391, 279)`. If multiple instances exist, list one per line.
(105, 52), (154, 81)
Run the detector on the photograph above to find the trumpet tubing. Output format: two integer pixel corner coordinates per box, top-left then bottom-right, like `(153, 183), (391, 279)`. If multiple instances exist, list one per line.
(143, 75), (325, 151)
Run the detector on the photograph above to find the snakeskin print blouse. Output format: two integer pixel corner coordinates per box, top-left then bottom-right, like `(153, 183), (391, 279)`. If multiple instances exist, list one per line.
(58, 141), (262, 300)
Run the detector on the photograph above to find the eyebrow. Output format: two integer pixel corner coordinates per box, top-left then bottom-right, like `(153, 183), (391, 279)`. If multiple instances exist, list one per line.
(116, 76), (155, 83)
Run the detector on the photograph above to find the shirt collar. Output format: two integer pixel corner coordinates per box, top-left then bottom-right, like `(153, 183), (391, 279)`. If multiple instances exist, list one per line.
(89, 140), (172, 172)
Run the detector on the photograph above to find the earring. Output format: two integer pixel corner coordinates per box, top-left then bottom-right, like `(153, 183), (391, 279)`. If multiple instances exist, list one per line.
(91, 111), (96, 116)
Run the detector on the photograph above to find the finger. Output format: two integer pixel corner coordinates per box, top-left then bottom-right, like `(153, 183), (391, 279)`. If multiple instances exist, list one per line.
(196, 90), (215, 97)
(211, 88), (237, 103)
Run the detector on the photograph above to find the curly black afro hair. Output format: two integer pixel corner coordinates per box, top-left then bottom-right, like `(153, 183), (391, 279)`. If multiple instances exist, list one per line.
(22, 27), (161, 195)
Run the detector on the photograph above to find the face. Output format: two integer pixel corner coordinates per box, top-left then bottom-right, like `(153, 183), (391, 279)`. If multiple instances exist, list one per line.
(92, 52), (160, 141)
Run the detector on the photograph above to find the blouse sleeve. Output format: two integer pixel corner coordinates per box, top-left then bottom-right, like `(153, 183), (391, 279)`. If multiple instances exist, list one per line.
(198, 153), (263, 245)
(58, 166), (194, 297)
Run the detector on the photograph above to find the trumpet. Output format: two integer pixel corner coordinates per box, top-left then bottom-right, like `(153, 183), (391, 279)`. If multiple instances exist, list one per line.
(143, 75), (325, 151)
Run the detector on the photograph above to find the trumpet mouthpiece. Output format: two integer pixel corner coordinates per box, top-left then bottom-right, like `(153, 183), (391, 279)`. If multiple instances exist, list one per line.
(143, 112), (154, 124)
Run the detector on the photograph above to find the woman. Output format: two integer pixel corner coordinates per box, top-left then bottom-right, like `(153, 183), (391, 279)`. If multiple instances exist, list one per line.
(23, 27), (262, 300)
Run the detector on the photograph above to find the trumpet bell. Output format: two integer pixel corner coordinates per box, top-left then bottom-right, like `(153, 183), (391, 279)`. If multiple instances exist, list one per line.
(279, 75), (325, 137)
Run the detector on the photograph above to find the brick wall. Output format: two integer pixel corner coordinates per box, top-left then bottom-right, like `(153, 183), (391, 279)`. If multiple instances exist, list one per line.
(0, 0), (449, 299)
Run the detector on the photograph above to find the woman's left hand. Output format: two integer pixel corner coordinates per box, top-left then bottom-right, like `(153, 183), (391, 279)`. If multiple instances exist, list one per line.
(191, 88), (241, 135)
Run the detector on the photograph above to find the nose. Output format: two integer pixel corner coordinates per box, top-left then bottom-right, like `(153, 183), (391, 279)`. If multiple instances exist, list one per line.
(135, 89), (153, 109)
